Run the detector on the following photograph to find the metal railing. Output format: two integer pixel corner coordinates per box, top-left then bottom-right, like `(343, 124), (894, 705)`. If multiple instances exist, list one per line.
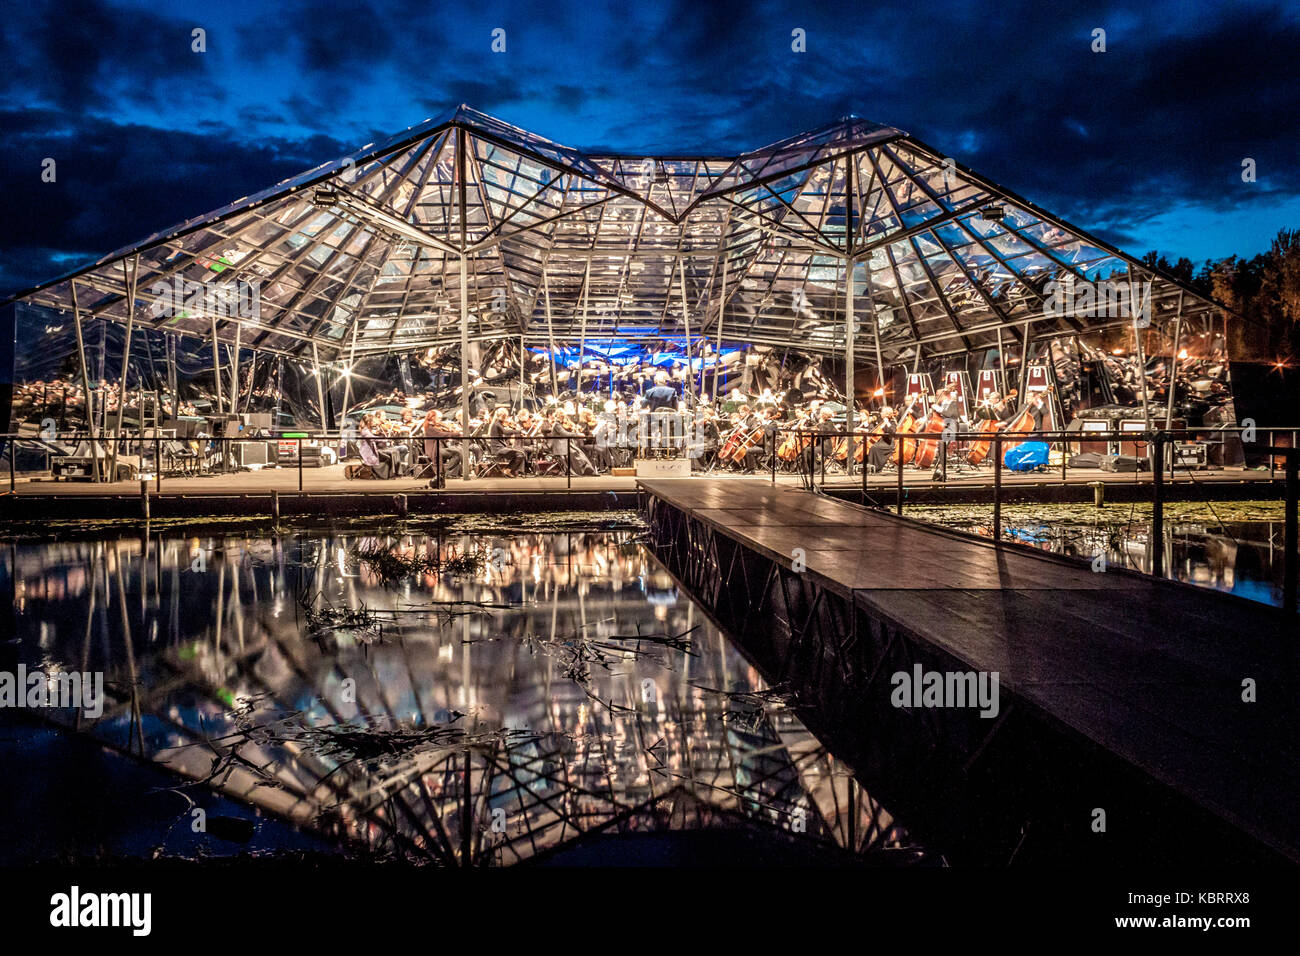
(774, 423), (1296, 613)
(0, 429), (637, 494)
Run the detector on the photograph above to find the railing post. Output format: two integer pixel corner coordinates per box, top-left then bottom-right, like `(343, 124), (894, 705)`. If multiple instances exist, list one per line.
(155, 435), (161, 492)
(1285, 450), (1297, 615)
(896, 442), (904, 515)
(1269, 430), (1275, 478)
(771, 432), (777, 485)
(8, 441), (14, 493)
(566, 437), (572, 491)
(992, 435), (1002, 542)
(297, 437), (304, 492)
(1152, 432), (1165, 579)
(862, 433), (868, 501)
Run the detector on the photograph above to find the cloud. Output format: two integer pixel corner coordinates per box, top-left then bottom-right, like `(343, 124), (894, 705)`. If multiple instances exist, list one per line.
(0, 109), (349, 296)
(2, 0), (1298, 297)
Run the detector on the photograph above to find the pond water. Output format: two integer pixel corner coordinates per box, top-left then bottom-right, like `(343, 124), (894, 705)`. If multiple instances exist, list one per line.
(906, 501), (1293, 609)
(0, 515), (926, 865)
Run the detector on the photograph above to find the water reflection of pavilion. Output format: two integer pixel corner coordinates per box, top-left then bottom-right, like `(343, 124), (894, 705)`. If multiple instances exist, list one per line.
(5, 526), (927, 865)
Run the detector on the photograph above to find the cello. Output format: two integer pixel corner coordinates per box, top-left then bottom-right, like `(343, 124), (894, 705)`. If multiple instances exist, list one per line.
(777, 410), (815, 461)
(719, 415), (765, 465)
(854, 411), (890, 463)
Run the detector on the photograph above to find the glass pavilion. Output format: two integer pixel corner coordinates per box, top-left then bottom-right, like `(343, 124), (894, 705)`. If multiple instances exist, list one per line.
(3, 105), (1233, 434)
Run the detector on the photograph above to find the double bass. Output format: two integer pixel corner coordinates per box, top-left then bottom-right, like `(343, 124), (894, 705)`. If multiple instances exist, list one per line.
(964, 389), (1017, 466)
(910, 407), (948, 470)
(1002, 387), (1054, 455)
(890, 394), (928, 465)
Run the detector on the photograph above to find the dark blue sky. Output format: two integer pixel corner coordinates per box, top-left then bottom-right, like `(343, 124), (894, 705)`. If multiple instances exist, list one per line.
(2, 0), (1298, 298)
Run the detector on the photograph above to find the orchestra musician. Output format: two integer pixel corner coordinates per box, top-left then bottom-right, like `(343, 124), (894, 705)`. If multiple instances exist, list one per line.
(865, 406), (898, 473)
(1028, 392), (1047, 429)
(421, 408), (463, 481)
(930, 386), (964, 481)
(814, 404), (837, 460)
(544, 408), (598, 475)
(977, 390), (1017, 423)
(644, 370), (679, 412)
(487, 405), (526, 477)
(358, 413), (404, 479)
(690, 406), (721, 472)
(736, 405), (778, 473)
(592, 400), (618, 472)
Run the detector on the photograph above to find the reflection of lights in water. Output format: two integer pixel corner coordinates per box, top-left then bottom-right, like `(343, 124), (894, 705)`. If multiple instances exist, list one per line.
(654, 605), (668, 621)
(336, 547), (346, 576)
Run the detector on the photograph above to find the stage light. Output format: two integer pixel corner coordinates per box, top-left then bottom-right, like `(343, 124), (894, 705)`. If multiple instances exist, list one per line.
(1177, 349), (1188, 360)
(873, 388), (885, 397)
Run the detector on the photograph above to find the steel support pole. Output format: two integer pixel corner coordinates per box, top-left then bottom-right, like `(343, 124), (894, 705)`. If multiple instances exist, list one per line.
(845, 256), (856, 475)
(458, 126), (472, 483)
(714, 260), (726, 402)
(341, 322), (357, 424)
(1134, 314), (1153, 432)
(578, 270), (589, 398)
(1164, 295), (1184, 477)
(70, 280), (101, 482)
(543, 270), (558, 398)
(109, 254), (139, 481)
(1018, 322), (1031, 398)
(460, 253), (471, 483)
(230, 321), (242, 415)
(995, 326), (1007, 396)
(210, 316), (224, 413)
(168, 333), (179, 422)
(311, 341), (328, 431)
(679, 258), (695, 408)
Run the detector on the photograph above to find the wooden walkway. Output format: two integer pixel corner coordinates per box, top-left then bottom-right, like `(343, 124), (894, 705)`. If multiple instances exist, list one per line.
(640, 478), (1299, 863)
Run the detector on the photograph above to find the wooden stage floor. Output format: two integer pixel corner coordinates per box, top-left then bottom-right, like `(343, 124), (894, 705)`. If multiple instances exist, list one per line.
(639, 478), (1300, 862)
